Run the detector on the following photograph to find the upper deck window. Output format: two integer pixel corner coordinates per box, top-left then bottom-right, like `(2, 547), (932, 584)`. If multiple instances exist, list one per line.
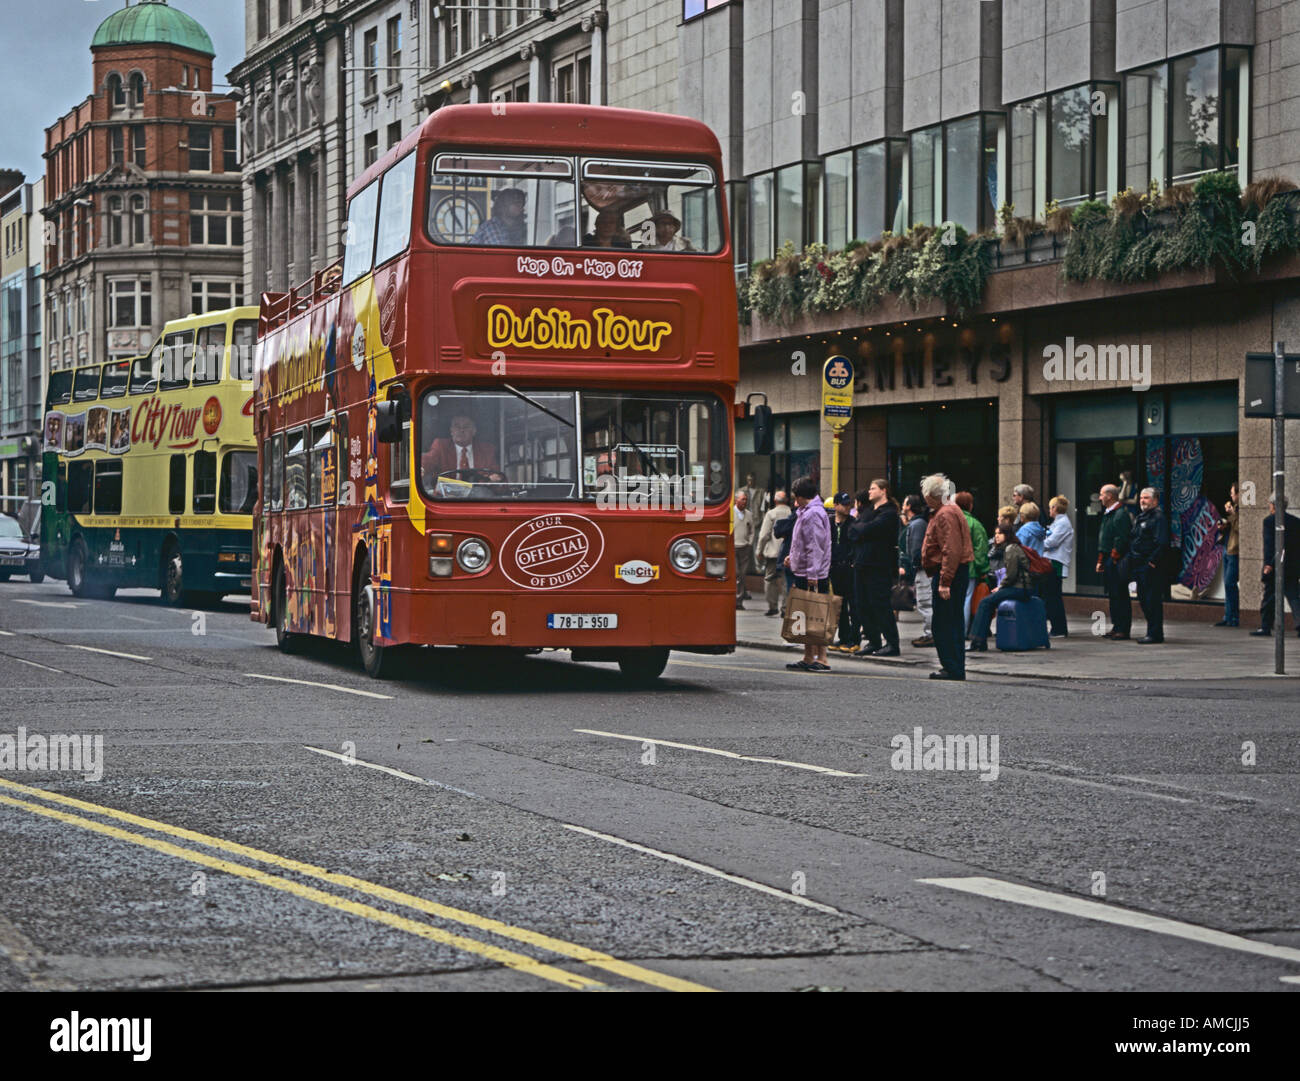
(72, 367), (101, 403)
(428, 154), (575, 247)
(425, 153), (723, 254)
(342, 178), (380, 284)
(374, 151), (417, 267)
(100, 361), (130, 400)
(580, 160), (722, 253)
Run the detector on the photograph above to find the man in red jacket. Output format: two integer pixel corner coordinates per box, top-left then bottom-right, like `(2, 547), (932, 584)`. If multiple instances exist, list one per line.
(421, 414), (500, 481)
(920, 473), (974, 681)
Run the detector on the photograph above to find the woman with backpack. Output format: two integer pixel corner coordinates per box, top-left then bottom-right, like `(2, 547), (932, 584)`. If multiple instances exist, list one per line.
(968, 524), (1034, 651)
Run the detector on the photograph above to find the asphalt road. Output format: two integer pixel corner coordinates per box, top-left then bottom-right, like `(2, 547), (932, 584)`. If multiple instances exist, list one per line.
(0, 577), (1297, 993)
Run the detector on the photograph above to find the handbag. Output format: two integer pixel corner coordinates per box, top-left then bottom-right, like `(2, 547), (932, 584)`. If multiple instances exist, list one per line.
(781, 583), (842, 645)
(891, 581), (915, 611)
(969, 580), (991, 618)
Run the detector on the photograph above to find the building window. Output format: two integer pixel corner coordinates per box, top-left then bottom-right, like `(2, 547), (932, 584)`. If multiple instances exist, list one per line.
(909, 114), (1004, 233)
(79, 283), (88, 331)
(62, 288), (72, 336)
(749, 171), (774, 264)
(257, 0), (269, 39)
(107, 73), (125, 109)
(191, 279), (244, 314)
(108, 195), (123, 246)
(683, 0), (733, 19)
(131, 126), (146, 168)
(364, 131), (379, 166)
(1125, 47), (1249, 190)
(131, 195), (146, 245)
(387, 121), (402, 150)
(1010, 97), (1045, 217)
(386, 16), (401, 87)
(364, 28), (379, 97)
(222, 126), (237, 172)
(129, 72), (144, 109)
(278, 0), (290, 27)
(107, 278), (151, 328)
(1014, 82), (1119, 209)
(490, 76), (530, 104)
(553, 50), (591, 104)
(189, 126), (211, 172)
(110, 127), (124, 166)
(827, 138), (907, 245)
(189, 194), (242, 246)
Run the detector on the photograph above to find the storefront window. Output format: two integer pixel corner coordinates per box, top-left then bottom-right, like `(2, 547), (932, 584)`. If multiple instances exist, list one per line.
(911, 117), (1003, 232)
(945, 117), (981, 232)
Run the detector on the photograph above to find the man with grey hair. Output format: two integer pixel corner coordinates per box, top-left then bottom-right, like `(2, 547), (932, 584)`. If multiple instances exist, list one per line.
(1125, 486), (1169, 643)
(1095, 483), (1133, 639)
(920, 473), (974, 679)
(1012, 484), (1035, 510)
(1251, 493), (1300, 637)
(757, 490), (792, 617)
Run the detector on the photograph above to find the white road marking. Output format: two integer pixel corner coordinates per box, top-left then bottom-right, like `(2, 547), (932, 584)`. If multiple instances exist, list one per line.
(12, 599), (79, 609)
(1281, 975), (1300, 984)
(920, 876), (1300, 966)
(244, 673), (393, 700)
(14, 657), (64, 674)
(563, 824), (845, 916)
(0, 630), (14, 636)
(64, 644), (152, 662)
(999, 767), (1194, 804)
(574, 728), (866, 777)
(303, 746), (479, 798)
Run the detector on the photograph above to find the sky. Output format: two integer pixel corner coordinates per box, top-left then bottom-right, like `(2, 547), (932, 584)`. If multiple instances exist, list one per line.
(0, 0), (246, 183)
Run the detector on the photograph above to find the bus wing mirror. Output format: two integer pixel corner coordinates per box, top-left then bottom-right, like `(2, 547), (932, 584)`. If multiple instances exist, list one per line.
(375, 400), (402, 443)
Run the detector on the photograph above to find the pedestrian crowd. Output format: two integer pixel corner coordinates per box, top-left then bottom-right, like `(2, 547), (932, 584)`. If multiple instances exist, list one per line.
(734, 474), (1299, 679)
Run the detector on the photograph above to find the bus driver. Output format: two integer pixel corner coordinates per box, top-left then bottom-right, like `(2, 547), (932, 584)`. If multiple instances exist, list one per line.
(421, 414), (502, 481)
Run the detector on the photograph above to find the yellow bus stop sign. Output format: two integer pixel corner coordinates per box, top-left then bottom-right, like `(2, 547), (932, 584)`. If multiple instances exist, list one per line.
(822, 355), (854, 431)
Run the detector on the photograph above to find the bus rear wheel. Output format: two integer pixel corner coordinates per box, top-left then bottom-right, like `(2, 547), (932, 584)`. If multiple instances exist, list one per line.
(67, 540), (89, 598)
(273, 562), (299, 654)
(161, 545), (185, 606)
(354, 555), (399, 679)
(617, 648), (670, 685)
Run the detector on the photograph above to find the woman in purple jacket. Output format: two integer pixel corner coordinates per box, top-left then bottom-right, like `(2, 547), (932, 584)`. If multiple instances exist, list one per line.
(784, 475), (833, 672)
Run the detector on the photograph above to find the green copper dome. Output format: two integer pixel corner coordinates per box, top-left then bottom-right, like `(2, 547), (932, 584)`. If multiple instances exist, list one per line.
(91, 1), (214, 56)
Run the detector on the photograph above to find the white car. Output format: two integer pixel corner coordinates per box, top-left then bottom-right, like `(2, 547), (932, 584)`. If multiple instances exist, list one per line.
(0, 513), (43, 583)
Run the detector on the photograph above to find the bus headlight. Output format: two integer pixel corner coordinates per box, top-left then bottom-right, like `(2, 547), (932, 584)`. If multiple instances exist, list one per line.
(456, 537), (490, 573)
(705, 557), (728, 577)
(669, 538), (702, 574)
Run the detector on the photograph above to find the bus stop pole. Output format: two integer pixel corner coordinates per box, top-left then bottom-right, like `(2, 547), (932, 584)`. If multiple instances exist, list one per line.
(1274, 340), (1286, 676)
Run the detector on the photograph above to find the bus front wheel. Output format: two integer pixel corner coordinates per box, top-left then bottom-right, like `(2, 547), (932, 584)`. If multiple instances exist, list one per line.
(273, 562), (299, 654)
(354, 555), (399, 679)
(617, 648), (670, 685)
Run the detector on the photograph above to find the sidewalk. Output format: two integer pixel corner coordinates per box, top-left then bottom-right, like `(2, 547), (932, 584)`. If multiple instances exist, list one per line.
(733, 599), (1298, 681)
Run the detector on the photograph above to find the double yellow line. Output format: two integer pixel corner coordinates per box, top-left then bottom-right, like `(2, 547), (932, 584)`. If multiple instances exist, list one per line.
(0, 777), (711, 992)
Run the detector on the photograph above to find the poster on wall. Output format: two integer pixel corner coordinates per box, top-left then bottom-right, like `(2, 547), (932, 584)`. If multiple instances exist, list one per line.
(1179, 495), (1223, 595)
(63, 412), (85, 456)
(44, 412), (64, 451)
(109, 408), (131, 454)
(85, 406), (108, 451)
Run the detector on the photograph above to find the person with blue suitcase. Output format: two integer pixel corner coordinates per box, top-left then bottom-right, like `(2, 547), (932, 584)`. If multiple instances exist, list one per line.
(968, 524), (1040, 651)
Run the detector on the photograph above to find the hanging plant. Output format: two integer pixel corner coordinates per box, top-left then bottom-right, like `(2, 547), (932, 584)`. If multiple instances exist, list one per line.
(1061, 201), (1109, 281)
(1154, 170), (1243, 274)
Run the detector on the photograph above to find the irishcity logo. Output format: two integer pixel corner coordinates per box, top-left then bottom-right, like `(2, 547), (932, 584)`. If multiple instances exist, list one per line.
(0, 727), (104, 781)
(1042, 337), (1151, 390)
(890, 726), (1000, 782)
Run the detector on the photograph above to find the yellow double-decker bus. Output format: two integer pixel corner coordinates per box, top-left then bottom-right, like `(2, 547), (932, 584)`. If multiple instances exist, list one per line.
(40, 306), (258, 602)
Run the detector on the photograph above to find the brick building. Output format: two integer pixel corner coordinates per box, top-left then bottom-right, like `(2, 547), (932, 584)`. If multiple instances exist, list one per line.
(42, 0), (243, 376)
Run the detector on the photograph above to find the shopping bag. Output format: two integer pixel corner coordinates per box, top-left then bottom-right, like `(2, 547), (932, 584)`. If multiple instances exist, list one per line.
(781, 585), (841, 645)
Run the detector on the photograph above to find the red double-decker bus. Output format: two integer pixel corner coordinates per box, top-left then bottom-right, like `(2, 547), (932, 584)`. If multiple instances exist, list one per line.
(251, 104), (738, 680)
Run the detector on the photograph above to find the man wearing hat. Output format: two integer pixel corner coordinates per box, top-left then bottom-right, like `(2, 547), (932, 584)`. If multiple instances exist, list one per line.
(651, 211), (694, 251)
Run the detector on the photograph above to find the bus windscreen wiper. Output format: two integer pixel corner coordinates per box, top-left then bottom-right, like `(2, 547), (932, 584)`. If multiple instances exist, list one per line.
(501, 383), (575, 428)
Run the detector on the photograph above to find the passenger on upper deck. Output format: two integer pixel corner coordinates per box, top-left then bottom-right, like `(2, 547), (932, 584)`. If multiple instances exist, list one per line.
(649, 211), (694, 252)
(470, 187), (528, 246)
(583, 208), (633, 248)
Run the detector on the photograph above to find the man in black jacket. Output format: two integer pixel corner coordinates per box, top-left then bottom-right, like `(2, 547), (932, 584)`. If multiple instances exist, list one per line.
(829, 493), (859, 650)
(1250, 495), (1300, 637)
(1126, 486), (1169, 644)
(848, 480), (901, 656)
